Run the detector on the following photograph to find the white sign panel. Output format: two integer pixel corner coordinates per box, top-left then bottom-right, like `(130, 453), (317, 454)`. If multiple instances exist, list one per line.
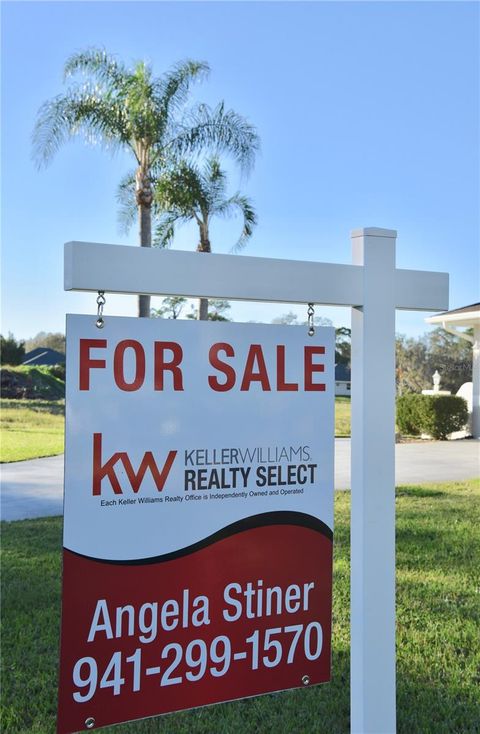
(58, 315), (334, 733)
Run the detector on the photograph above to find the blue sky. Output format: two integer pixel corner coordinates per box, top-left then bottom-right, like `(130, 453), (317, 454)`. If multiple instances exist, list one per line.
(2, 1), (479, 341)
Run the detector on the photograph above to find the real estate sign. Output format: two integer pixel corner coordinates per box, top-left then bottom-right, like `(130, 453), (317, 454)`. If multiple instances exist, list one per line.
(57, 315), (335, 733)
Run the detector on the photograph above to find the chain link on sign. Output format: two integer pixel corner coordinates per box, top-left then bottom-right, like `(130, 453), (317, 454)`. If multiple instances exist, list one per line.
(96, 291), (106, 329)
(307, 303), (315, 337)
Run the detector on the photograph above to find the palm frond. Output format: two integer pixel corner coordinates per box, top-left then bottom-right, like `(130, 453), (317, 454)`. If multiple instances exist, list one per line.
(151, 157), (257, 252)
(215, 193), (257, 251)
(154, 60), (210, 119)
(153, 211), (181, 248)
(32, 86), (130, 166)
(120, 62), (164, 151)
(116, 172), (136, 234)
(148, 149), (181, 180)
(164, 102), (260, 174)
(64, 48), (127, 88)
(203, 156), (223, 182)
(153, 161), (204, 217)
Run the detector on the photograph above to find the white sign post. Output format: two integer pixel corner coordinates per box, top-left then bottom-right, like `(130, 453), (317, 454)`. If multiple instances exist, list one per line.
(65, 227), (449, 734)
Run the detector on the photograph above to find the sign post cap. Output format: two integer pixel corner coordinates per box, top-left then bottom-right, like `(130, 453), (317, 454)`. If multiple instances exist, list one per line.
(350, 227), (397, 239)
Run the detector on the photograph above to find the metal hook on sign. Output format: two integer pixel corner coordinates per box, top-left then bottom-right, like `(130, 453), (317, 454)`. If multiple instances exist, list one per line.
(307, 303), (315, 337)
(96, 291), (106, 329)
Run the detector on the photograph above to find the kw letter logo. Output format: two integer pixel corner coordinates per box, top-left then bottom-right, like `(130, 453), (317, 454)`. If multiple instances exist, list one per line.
(92, 433), (177, 495)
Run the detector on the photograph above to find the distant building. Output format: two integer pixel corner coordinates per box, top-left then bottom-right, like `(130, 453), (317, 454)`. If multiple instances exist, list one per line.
(335, 364), (351, 396)
(426, 302), (480, 438)
(22, 347), (65, 366)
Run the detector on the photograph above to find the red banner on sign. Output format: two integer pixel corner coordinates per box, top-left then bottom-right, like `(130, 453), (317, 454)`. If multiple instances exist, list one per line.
(57, 517), (332, 733)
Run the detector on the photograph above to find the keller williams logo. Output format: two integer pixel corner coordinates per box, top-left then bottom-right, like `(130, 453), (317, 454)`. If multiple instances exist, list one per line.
(92, 433), (177, 496)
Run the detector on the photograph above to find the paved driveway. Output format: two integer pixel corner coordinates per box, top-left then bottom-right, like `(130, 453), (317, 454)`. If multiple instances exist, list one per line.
(335, 438), (479, 489)
(1, 440), (479, 521)
(1, 455), (64, 521)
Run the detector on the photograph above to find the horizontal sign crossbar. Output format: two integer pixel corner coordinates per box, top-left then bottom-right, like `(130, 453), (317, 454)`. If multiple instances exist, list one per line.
(65, 242), (449, 312)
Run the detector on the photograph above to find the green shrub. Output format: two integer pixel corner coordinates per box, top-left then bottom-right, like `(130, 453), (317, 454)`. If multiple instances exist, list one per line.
(396, 394), (422, 435)
(42, 363), (66, 381)
(0, 333), (25, 365)
(397, 394), (469, 440)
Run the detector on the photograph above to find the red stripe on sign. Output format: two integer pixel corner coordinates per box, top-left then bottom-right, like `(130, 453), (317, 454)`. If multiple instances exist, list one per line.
(57, 524), (333, 734)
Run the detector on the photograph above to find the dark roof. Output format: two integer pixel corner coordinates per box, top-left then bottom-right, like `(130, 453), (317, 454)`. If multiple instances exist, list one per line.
(335, 364), (351, 381)
(433, 302), (479, 317)
(23, 347), (65, 366)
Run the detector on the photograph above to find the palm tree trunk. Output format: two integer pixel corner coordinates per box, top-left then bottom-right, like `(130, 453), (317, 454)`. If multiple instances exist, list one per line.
(198, 297), (209, 321)
(197, 225), (211, 321)
(136, 168), (153, 318)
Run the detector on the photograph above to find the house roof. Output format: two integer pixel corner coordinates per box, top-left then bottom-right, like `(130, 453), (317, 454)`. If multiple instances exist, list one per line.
(426, 302), (479, 328)
(439, 302), (480, 316)
(23, 347), (65, 366)
(335, 364), (351, 381)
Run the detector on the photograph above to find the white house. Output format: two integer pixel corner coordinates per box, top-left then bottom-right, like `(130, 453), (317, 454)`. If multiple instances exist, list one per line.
(425, 302), (480, 439)
(335, 364), (351, 396)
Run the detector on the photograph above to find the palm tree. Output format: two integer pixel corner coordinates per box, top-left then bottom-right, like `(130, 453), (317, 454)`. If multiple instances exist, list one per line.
(32, 48), (259, 317)
(146, 157), (257, 320)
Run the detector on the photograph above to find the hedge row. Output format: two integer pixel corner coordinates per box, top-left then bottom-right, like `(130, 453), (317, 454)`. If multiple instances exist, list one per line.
(0, 365), (65, 400)
(396, 394), (469, 440)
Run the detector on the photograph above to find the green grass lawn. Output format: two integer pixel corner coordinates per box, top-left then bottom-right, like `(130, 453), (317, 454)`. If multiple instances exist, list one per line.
(334, 397), (350, 437)
(0, 399), (65, 462)
(1, 480), (478, 733)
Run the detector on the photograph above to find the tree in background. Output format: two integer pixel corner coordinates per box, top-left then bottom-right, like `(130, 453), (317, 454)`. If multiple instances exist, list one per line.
(426, 328), (472, 393)
(33, 48), (259, 318)
(271, 312), (302, 326)
(396, 335), (429, 395)
(395, 328), (472, 395)
(25, 332), (66, 354)
(203, 300), (231, 321)
(0, 334), (25, 366)
(151, 296), (231, 321)
(151, 296), (187, 320)
(271, 314), (350, 367)
(271, 312), (333, 328)
(335, 327), (351, 366)
(122, 157), (256, 320)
